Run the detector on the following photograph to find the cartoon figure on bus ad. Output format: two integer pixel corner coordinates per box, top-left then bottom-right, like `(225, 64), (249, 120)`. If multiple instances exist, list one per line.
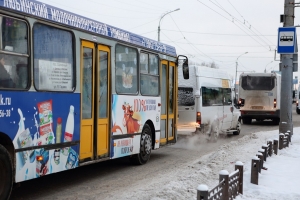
(122, 102), (141, 134)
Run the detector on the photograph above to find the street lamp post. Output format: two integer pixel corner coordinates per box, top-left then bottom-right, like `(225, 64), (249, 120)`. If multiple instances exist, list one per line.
(234, 52), (248, 102)
(264, 61), (274, 73)
(158, 8), (180, 42)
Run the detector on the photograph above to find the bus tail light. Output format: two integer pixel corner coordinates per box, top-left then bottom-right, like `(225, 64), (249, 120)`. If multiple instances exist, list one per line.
(36, 155), (43, 161)
(196, 112), (201, 125)
(274, 99), (277, 108)
(238, 98), (245, 106)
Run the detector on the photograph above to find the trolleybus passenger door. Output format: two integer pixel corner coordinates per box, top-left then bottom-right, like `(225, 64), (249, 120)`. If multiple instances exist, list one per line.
(160, 60), (176, 145)
(80, 41), (110, 161)
(80, 41), (95, 160)
(96, 45), (110, 158)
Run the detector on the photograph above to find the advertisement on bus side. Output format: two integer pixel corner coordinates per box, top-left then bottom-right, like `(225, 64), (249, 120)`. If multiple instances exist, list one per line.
(0, 91), (80, 182)
(110, 95), (160, 159)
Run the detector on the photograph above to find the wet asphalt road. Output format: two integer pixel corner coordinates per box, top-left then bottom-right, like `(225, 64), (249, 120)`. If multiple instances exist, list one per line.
(9, 104), (300, 200)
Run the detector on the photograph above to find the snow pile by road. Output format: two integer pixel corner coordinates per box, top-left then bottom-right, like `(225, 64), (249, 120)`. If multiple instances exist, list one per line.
(108, 128), (300, 200)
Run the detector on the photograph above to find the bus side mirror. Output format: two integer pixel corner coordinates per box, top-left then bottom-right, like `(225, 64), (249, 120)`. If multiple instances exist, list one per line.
(182, 60), (189, 79)
(177, 55), (189, 79)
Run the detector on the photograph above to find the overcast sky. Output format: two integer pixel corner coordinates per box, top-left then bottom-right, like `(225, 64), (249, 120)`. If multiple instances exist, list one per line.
(37, 0), (299, 81)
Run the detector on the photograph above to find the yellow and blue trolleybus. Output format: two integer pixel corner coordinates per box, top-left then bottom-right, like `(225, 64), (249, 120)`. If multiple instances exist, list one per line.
(0, 0), (189, 199)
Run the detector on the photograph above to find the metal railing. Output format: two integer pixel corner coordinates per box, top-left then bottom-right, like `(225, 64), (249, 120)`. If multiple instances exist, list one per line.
(279, 132), (290, 149)
(251, 131), (291, 185)
(197, 162), (244, 200)
(197, 131), (292, 199)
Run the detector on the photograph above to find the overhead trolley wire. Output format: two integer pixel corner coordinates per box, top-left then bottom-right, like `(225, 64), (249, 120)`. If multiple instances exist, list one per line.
(226, 0), (275, 50)
(220, 0), (275, 49)
(161, 32), (205, 63)
(197, 0), (272, 51)
(160, 29), (277, 37)
(168, 15), (223, 63)
(208, 0), (272, 49)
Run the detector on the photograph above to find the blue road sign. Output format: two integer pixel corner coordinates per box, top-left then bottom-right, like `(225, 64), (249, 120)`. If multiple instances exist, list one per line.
(277, 27), (297, 54)
(293, 78), (298, 84)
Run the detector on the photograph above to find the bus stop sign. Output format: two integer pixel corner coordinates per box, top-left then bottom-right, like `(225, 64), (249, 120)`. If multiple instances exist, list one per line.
(277, 27), (297, 54)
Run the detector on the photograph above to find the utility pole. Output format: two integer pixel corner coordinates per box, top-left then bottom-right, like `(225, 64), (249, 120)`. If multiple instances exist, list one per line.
(279, 0), (295, 135)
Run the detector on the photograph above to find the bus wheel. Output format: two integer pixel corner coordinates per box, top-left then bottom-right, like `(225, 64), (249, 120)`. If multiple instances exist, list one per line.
(0, 144), (13, 200)
(273, 118), (280, 125)
(296, 107), (300, 114)
(129, 124), (152, 165)
(233, 120), (241, 135)
(243, 118), (251, 124)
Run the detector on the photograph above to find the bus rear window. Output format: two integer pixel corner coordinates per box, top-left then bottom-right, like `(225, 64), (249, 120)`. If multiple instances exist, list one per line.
(241, 76), (275, 90)
(178, 87), (195, 106)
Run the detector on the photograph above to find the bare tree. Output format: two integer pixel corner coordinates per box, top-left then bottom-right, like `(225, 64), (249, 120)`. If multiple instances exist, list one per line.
(200, 61), (218, 68)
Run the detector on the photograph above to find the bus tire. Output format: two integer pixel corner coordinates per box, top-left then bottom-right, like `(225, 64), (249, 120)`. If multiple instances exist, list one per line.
(129, 124), (152, 165)
(0, 144), (13, 200)
(296, 107), (300, 114)
(273, 118), (280, 125)
(243, 118), (251, 124)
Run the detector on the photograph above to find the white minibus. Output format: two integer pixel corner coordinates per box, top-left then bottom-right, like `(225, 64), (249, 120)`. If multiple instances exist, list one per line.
(178, 65), (241, 141)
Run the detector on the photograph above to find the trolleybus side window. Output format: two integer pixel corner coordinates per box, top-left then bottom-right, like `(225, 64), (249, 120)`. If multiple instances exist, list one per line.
(115, 44), (138, 94)
(140, 52), (159, 96)
(0, 16), (29, 89)
(169, 67), (174, 113)
(82, 48), (93, 119)
(33, 23), (74, 92)
(99, 51), (108, 118)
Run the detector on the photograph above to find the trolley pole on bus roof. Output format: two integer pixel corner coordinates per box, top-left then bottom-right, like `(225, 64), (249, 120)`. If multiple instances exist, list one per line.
(279, 0), (295, 135)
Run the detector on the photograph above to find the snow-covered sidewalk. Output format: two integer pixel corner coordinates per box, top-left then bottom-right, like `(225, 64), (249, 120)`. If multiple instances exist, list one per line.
(192, 128), (300, 200)
(116, 128), (300, 200)
(236, 128), (300, 200)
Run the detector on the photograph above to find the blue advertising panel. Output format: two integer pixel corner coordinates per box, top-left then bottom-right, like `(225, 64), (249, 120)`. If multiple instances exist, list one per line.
(0, 91), (80, 182)
(0, 0), (177, 57)
(277, 27), (296, 54)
